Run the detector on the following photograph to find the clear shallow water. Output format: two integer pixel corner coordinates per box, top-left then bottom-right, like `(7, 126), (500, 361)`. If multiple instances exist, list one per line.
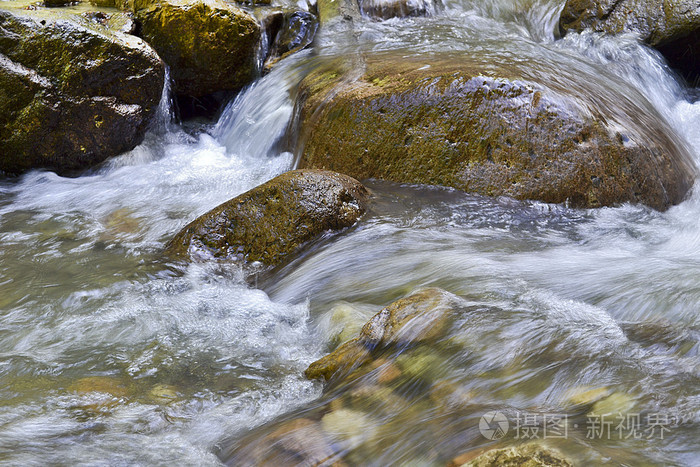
(1, 0), (700, 464)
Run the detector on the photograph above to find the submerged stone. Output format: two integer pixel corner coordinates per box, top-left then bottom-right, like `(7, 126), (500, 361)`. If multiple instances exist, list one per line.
(328, 302), (370, 347)
(320, 408), (376, 449)
(588, 392), (637, 418)
(305, 288), (460, 383)
(0, 6), (164, 174)
(165, 169), (370, 266)
(564, 386), (611, 407)
(360, 287), (457, 346)
(455, 443), (573, 466)
(305, 338), (372, 381)
(69, 376), (130, 398)
(218, 417), (339, 466)
(294, 52), (695, 210)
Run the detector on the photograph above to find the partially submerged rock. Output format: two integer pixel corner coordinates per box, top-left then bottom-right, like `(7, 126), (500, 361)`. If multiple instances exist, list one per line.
(165, 170), (369, 266)
(294, 52), (695, 210)
(263, 10), (318, 72)
(305, 288), (460, 383)
(0, 7), (164, 174)
(559, 0), (700, 81)
(136, 0), (261, 98)
(304, 338), (372, 381)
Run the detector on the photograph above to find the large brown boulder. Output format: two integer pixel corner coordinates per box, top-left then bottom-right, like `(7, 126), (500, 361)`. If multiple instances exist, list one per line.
(165, 169), (370, 265)
(559, 0), (700, 80)
(0, 6), (164, 174)
(294, 52), (695, 210)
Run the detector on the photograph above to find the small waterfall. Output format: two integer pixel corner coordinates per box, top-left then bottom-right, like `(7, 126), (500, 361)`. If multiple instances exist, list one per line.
(152, 66), (177, 133)
(214, 52), (312, 161)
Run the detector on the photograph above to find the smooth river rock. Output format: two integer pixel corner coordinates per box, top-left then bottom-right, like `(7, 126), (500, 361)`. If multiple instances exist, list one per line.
(0, 6), (164, 174)
(294, 52), (696, 211)
(165, 169), (370, 265)
(559, 0), (700, 81)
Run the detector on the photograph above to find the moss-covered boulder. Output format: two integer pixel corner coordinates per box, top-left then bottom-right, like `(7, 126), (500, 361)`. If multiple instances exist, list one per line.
(559, 0), (700, 81)
(135, 0), (261, 98)
(294, 52), (695, 210)
(165, 169), (370, 265)
(0, 7), (164, 174)
(305, 288), (460, 383)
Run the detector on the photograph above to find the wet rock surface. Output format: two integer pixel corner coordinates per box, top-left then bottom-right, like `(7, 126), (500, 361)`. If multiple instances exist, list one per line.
(136, 0), (261, 98)
(263, 10), (318, 72)
(0, 6), (164, 174)
(559, 0), (700, 82)
(165, 169), (370, 266)
(458, 443), (573, 466)
(295, 51), (696, 210)
(305, 288), (460, 383)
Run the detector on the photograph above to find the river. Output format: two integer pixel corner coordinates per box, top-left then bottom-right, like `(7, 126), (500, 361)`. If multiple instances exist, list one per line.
(0, 0), (699, 465)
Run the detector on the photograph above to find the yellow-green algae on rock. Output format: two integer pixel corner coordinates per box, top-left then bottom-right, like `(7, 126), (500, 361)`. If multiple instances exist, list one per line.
(165, 169), (370, 266)
(0, 1), (164, 174)
(295, 51), (695, 210)
(457, 443), (573, 466)
(136, 0), (261, 97)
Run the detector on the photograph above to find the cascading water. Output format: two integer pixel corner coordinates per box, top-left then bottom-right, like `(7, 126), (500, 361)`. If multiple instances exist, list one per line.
(1, 0), (699, 464)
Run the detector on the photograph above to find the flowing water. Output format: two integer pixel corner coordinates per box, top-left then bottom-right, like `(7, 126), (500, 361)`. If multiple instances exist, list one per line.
(1, 0), (699, 464)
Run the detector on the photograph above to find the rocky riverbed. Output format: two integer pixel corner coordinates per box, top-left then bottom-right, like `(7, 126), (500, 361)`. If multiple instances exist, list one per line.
(1, 0), (700, 464)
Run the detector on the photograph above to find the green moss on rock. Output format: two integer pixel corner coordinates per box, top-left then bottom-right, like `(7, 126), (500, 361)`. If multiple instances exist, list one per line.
(165, 169), (370, 265)
(558, 0), (700, 81)
(559, 0), (700, 47)
(0, 7), (164, 174)
(136, 0), (261, 97)
(295, 52), (695, 210)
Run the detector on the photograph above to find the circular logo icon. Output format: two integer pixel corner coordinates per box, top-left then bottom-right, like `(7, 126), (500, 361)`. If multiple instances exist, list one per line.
(479, 411), (509, 440)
